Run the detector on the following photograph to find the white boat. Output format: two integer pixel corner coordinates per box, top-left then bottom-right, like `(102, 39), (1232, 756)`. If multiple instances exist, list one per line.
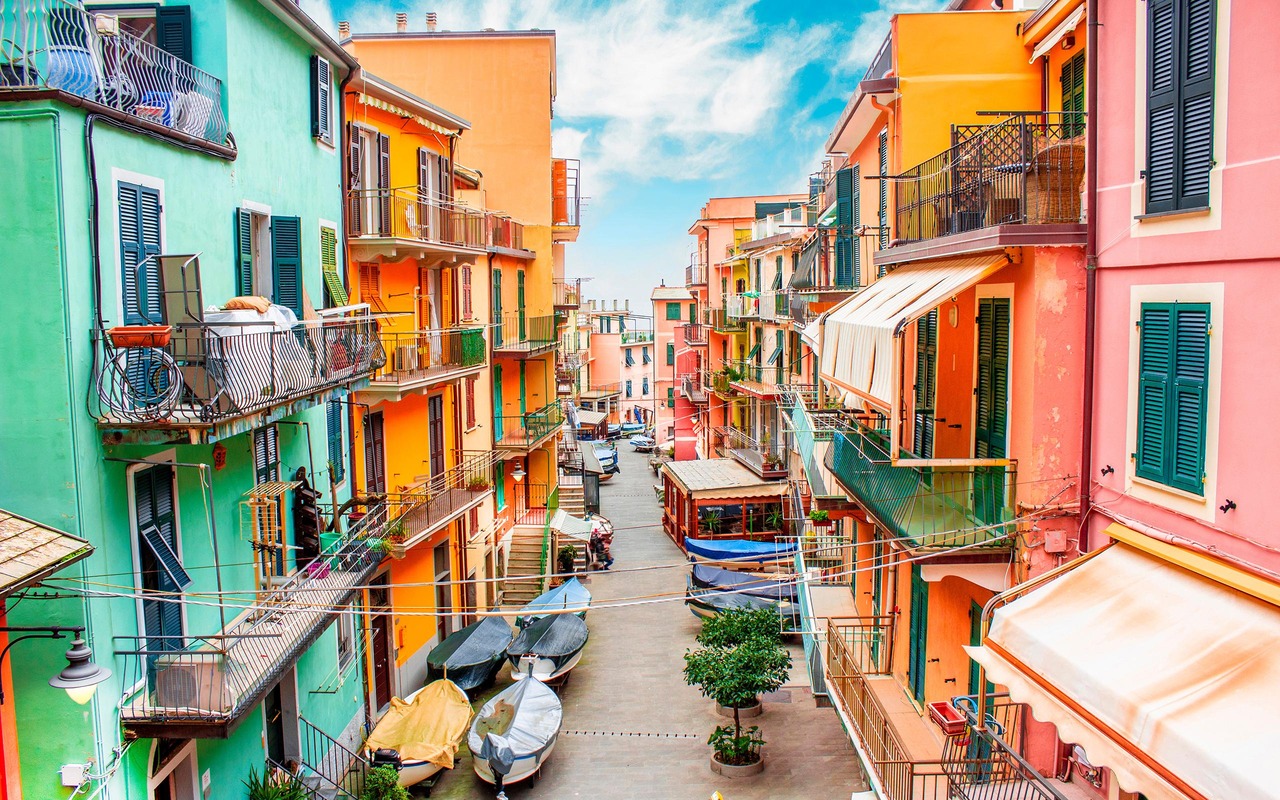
(363, 679), (473, 787)
(506, 612), (589, 682)
(629, 434), (656, 452)
(469, 678), (563, 794)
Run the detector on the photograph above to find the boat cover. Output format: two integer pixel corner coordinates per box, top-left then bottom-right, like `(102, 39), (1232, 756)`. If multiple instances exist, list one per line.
(426, 616), (513, 690)
(685, 586), (800, 627)
(517, 578), (591, 626)
(468, 677), (563, 759)
(507, 612), (589, 659)
(691, 564), (797, 601)
(683, 537), (798, 562)
(364, 680), (474, 769)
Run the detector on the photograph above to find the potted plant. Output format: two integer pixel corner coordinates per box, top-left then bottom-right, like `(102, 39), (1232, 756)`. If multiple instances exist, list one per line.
(466, 475), (491, 492)
(701, 509), (723, 535)
(245, 767), (309, 800)
(764, 508), (784, 532)
(360, 765), (409, 800)
(557, 543), (577, 575)
(808, 509), (831, 527)
(107, 324), (172, 349)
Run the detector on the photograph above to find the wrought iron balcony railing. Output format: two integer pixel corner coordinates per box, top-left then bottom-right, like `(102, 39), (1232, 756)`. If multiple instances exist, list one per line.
(495, 401), (565, 451)
(493, 313), (557, 354)
(348, 187), (487, 250)
(722, 426), (787, 480)
(894, 112), (1086, 244)
(554, 279), (581, 309)
(686, 252), (707, 286)
(724, 293), (760, 320)
(371, 327), (485, 390)
(488, 215), (526, 251)
(705, 307), (746, 333)
(552, 158), (581, 227)
(681, 374), (707, 404)
(0, 0), (228, 145)
(92, 316), (384, 429)
(681, 323), (708, 346)
(385, 451), (495, 554)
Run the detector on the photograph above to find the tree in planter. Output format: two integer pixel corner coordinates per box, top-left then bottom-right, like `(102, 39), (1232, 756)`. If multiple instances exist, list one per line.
(360, 765), (410, 800)
(764, 508), (784, 532)
(683, 631), (790, 767)
(697, 607), (784, 649)
(557, 543), (578, 574)
(701, 509), (723, 535)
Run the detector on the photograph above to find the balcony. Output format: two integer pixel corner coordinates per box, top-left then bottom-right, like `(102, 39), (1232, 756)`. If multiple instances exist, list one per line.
(681, 323), (708, 346)
(0, 1), (230, 151)
(362, 327), (486, 401)
(884, 112), (1086, 265)
(347, 188), (487, 263)
(114, 505), (391, 738)
(721, 426), (787, 480)
(554, 279), (581, 310)
(681, 374), (707, 405)
(580, 381), (622, 403)
(552, 157), (581, 242)
(824, 422), (1016, 551)
(92, 313), (384, 443)
(620, 330), (653, 344)
(685, 253), (707, 286)
(722, 359), (784, 399)
(492, 313), (557, 356)
(758, 290), (790, 322)
(495, 401), (565, 452)
(724, 293), (760, 320)
(386, 452), (496, 557)
(705, 307), (746, 334)
(489, 215), (531, 256)
(745, 203), (812, 247)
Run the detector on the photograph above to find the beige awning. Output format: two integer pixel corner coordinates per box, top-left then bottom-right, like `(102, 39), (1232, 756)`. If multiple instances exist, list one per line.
(1030, 5), (1086, 63)
(968, 538), (1280, 800)
(819, 254), (1009, 408)
(0, 510), (94, 599)
(576, 409), (608, 426)
(663, 459), (787, 501)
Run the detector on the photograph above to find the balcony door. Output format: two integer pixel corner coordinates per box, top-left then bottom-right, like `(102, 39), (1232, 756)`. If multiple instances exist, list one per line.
(428, 394), (445, 477)
(908, 564), (929, 704)
(134, 464), (185, 656)
(367, 575), (394, 715)
(363, 411), (386, 495)
(434, 540), (454, 641)
(974, 298), (1010, 524)
(419, 267), (443, 366)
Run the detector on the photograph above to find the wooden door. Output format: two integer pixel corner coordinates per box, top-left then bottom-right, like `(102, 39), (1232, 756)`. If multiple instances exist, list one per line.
(368, 577), (393, 714)
(428, 395), (445, 476)
(908, 564), (929, 704)
(363, 411), (386, 494)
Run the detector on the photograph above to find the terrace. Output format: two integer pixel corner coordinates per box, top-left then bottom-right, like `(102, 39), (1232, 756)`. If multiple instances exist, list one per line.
(488, 215), (531, 256)
(685, 252), (707, 286)
(362, 326), (486, 401)
(554, 279), (581, 309)
(385, 451), (496, 557)
(492, 313), (557, 356)
(681, 323), (708, 346)
(720, 426), (787, 481)
(495, 401), (565, 452)
(347, 187), (488, 262)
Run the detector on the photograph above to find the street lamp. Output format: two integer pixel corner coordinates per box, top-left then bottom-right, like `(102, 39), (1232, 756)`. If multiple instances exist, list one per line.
(510, 461), (526, 483)
(0, 626), (111, 705)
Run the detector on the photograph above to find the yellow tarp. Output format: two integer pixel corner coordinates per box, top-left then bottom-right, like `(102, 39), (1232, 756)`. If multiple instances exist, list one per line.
(365, 680), (474, 769)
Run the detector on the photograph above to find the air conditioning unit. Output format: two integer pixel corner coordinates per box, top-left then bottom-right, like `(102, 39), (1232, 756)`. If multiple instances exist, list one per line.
(154, 655), (231, 713)
(395, 345), (419, 373)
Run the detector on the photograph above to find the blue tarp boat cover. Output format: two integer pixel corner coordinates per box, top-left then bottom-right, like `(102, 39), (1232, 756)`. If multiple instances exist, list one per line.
(426, 616), (514, 691)
(516, 578), (591, 627)
(683, 537), (797, 562)
(690, 564), (797, 602)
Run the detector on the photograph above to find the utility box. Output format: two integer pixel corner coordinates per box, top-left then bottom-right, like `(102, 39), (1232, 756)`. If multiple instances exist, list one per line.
(1044, 530), (1068, 554)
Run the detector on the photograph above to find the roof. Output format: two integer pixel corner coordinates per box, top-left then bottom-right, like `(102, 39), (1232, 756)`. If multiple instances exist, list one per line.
(259, 1), (358, 74)
(663, 459), (787, 499)
(575, 410), (608, 426)
(0, 510), (94, 599)
(651, 286), (694, 301)
(351, 71), (470, 132)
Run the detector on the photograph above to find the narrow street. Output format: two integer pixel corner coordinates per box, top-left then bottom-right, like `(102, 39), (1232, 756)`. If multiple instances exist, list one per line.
(434, 445), (867, 799)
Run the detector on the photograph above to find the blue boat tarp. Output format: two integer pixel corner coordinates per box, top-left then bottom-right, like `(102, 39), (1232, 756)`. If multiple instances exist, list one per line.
(516, 578), (591, 627)
(683, 537), (797, 562)
(684, 584), (800, 627)
(691, 564), (797, 602)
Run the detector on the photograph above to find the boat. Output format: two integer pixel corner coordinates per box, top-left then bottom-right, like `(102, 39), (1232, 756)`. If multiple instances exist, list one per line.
(684, 583), (800, 627)
(469, 677), (563, 792)
(683, 536), (798, 565)
(690, 563), (797, 602)
(629, 434), (656, 452)
(425, 616), (513, 692)
(593, 443), (619, 473)
(363, 679), (474, 787)
(506, 612), (590, 682)
(515, 577), (591, 628)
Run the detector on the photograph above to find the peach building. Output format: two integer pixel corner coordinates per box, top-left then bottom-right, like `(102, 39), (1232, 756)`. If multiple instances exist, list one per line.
(583, 301), (654, 427)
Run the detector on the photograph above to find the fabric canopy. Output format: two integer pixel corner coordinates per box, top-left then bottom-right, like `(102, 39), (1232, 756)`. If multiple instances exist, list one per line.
(788, 237), (820, 290)
(575, 409), (607, 426)
(968, 542), (1280, 800)
(1030, 5), (1085, 63)
(468, 677), (562, 758)
(820, 254), (1009, 407)
(364, 680), (474, 768)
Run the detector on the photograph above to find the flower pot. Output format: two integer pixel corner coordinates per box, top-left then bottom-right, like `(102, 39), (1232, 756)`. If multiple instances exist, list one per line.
(716, 699), (762, 719)
(108, 325), (172, 349)
(710, 751), (764, 777)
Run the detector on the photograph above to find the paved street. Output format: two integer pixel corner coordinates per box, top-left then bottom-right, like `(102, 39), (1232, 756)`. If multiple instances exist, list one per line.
(433, 446), (868, 799)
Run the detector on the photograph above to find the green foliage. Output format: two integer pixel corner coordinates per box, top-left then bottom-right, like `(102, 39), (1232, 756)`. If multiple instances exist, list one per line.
(808, 509), (830, 523)
(765, 508), (784, 530)
(701, 509), (723, 534)
(708, 724), (765, 766)
(360, 765), (410, 800)
(696, 608), (784, 648)
(557, 544), (578, 572)
(244, 768), (309, 800)
(684, 633), (791, 748)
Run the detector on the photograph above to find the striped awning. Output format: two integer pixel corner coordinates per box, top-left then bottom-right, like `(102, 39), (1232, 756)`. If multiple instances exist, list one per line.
(0, 510), (93, 599)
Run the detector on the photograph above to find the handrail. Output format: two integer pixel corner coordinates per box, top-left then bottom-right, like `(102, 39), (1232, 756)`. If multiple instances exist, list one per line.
(298, 715), (368, 799)
(348, 186), (487, 248)
(372, 326), (486, 386)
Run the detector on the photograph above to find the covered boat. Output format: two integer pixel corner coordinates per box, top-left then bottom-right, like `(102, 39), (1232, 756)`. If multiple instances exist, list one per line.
(469, 677), (563, 792)
(515, 577), (591, 628)
(690, 563), (797, 602)
(426, 616), (513, 692)
(506, 612), (589, 682)
(629, 434), (656, 452)
(363, 679), (474, 787)
(684, 584), (800, 627)
(683, 536), (797, 564)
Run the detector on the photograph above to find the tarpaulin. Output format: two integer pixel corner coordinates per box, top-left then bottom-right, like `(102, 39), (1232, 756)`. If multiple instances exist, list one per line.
(507, 612), (589, 661)
(426, 616), (513, 691)
(364, 680), (474, 769)
(468, 678), (562, 766)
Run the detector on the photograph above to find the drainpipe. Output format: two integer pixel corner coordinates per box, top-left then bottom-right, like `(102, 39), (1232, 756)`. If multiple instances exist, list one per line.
(1079, 0), (1100, 552)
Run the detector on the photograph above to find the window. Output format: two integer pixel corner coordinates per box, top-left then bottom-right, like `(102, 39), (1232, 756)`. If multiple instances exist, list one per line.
(495, 461), (506, 510)
(434, 540), (453, 640)
(253, 425), (281, 485)
(666, 302), (682, 320)
(773, 256), (783, 290)
(465, 376), (477, 429)
(877, 128), (889, 254)
(625, 380), (633, 398)
(326, 400), (345, 483)
(461, 265), (473, 318)
(320, 224), (345, 307)
(1060, 52), (1086, 137)
(1135, 302), (1209, 494)
(1146, 0), (1216, 213)
(624, 348), (635, 367)
(134, 464), (186, 653)
(688, 303), (696, 323)
(642, 347), (650, 365)
(667, 387), (675, 408)
(908, 563), (929, 703)
(913, 310), (937, 459)
(642, 376), (649, 395)
(118, 181), (162, 324)
(271, 216), (303, 317)
(336, 600), (357, 672)
(311, 55), (333, 144)
(666, 343), (675, 365)
(833, 166), (857, 287)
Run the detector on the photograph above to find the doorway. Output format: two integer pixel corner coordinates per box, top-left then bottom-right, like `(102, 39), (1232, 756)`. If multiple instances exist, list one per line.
(428, 395), (445, 476)
(263, 668), (299, 770)
(148, 739), (198, 800)
(367, 575), (394, 716)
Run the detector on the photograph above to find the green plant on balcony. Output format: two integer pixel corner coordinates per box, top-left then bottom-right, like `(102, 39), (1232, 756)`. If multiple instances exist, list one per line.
(765, 508), (784, 531)
(466, 475), (492, 492)
(385, 519), (407, 544)
(763, 452), (785, 471)
(808, 509), (831, 526)
(245, 768), (309, 800)
(360, 766), (410, 800)
(557, 544), (578, 575)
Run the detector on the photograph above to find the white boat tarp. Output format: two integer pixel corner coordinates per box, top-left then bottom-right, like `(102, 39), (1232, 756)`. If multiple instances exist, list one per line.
(468, 678), (563, 762)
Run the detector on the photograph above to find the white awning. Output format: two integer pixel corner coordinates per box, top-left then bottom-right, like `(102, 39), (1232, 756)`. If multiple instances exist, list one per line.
(800, 316), (824, 351)
(575, 409), (607, 426)
(968, 539), (1280, 800)
(819, 254), (1009, 408)
(1030, 5), (1085, 63)
(816, 201), (838, 228)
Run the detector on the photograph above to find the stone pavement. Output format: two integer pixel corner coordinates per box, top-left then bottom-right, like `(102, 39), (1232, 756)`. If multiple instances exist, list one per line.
(430, 447), (869, 799)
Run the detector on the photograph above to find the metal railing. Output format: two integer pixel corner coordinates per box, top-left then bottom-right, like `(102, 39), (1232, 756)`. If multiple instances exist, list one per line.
(686, 252), (707, 286)
(298, 716), (368, 799)
(681, 373), (707, 404)
(758, 290), (789, 322)
(863, 32), (894, 82)
(488, 215), (526, 251)
(705, 307), (746, 333)
(620, 330), (654, 344)
(748, 203), (810, 242)
(495, 401), (565, 450)
(720, 358), (773, 387)
(552, 157), (581, 227)
(372, 327), (485, 387)
(92, 316), (384, 427)
(554, 279), (581, 308)
(115, 504), (391, 732)
(516, 482), (552, 524)
(894, 112), (1086, 243)
(0, 0), (228, 144)
(681, 323), (708, 346)
(347, 187), (487, 249)
(582, 380), (622, 398)
(941, 695), (1071, 800)
(723, 426), (787, 479)
(493, 313), (556, 352)
(387, 451), (495, 549)
(824, 422), (1016, 550)
(724, 293), (760, 320)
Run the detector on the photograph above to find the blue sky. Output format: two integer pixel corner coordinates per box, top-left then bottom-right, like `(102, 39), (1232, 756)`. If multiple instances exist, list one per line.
(310, 0), (940, 311)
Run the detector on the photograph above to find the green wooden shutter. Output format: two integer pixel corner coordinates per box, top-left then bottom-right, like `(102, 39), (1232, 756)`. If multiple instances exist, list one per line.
(135, 464), (184, 652)
(666, 302), (681, 320)
(1136, 304), (1173, 481)
(493, 364), (504, 441)
(834, 166), (854, 287)
(119, 182), (163, 325)
(235, 208), (254, 297)
(492, 269), (503, 347)
(326, 399), (345, 482)
(517, 270), (526, 341)
(908, 564), (929, 703)
(310, 56), (332, 143)
(666, 342), (674, 366)
(913, 310), (937, 458)
(253, 425), (280, 485)
(689, 303), (696, 324)
(975, 299), (1010, 459)
(1137, 302), (1209, 494)
(519, 362), (527, 415)
(1147, 0), (1216, 212)
(878, 128), (889, 257)
(320, 225), (346, 306)
(667, 387), (675, 408)
(155, 6), (192, 63)
(270, 216), (303, 316)
(494, 461), (506, 510)
(1061, 52), (1086, 136)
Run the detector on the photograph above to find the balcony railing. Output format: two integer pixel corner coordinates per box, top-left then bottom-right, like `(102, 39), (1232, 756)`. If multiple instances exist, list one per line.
(371, 327), (485, 390)
(495, 401), (565, 450)
(705, 307), (746, 333)
(894, 112), (1086, 244)
(620, 330), (653, 344)
(681, 374), (707, 404)
(758, 290), (790, 322)
(348, 187), (487, 250)
(681, 323), (708, 346)
(114, 503), (391, 736)
(748, 203), (811, 243)
(493, 313), (557, 354)
(724, 293), (760, 320)
(488, 215), (526, 251)
(686, 253), (707, 286)
(386, 451), (495, 555)
(824, 422), (1016, 550)
(552, 157), (581, 227)
(722, 426), (787, 480)
(554, 279), (581, 309)
(0, 0), (228, 145)
(92, 316), (384, 429)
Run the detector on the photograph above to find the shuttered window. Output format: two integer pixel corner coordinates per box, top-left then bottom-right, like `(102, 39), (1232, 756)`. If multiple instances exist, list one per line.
(155, 6), (192, 62)
(913, 309), (938, 458)
(310, 55), (333, 144)
(625, 380), (632, 398)
(253, 425), (281, 485)
(666, 302), (682, 320)
(877, 128), (889, 257)
(1146, 0), (1216, 213)
(465, 376), (477, 429)
(326, 400), (345, 483)
(667, 388), (675, 408)
(320, 224), (346, 307)
(666, 343), (675, 366)
(1060, 52), (1086, 137)
(642, 376), (649, 395)
(1136, 302), (1209, 494)
(975, 299), (1010, 460)
(834, 165), (855, 287)
(270, 216), (303, 316)
(363, 412), (387, 494)
(234, 208), (254, 297)
(135, 464), (184, 652)
(908, 564), (928, 703)
(625, 349), (635, 367)
(119, 182), (162, 324)
(461, 265), (473, 318)
(377, 134), (391, 235)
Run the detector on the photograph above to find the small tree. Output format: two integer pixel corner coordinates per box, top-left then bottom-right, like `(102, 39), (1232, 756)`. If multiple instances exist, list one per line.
(684, 635), (790, 766)
(697, 607), (783, 649)
(360, 765), (409, 800)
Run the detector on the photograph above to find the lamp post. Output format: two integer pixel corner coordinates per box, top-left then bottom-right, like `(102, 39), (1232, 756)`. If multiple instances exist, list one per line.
(0, 626), (111, 705)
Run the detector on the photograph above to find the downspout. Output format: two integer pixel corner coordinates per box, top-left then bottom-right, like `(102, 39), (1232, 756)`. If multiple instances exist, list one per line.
(1079, 0), (1100, 552)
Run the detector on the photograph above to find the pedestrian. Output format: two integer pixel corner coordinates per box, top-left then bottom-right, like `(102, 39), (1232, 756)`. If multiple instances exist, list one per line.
(590, 530), (613, 570)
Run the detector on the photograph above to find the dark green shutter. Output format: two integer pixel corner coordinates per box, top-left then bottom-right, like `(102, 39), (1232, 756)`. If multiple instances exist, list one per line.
(253, 425), (280, 485)
(689, 302), (696, 324)
(667, 387), (674, 408)
(517, 270), (526, 340)
(492, 270), (503, 347)
(1136, 302), (1208, 494)
(320, 225), (346, 306)
(235, 208), (254, 297)
(1179, 0), (1216, 207)
(1171, 306), (1210, 491)
(1061, 52), (1086, 136)
(135, 464), (183, 653)
(310, 56), (332, 143)
(975, 299), (1010, 460)
(519, 362), (527, 416)
(666, 302), (681, 320)
(913, 310), (937, 458)
(834, 167), (854, 287)
(327, 400), (345, 482)
(493, 364), (504, 441)
(1146, 0), (1216, 212)
(908, 564), (928, 703)
(155, 6), (192, 63)
(666, 342), (675, 365)
(119, 182), (163, 325)
(270, 216), (303, 316)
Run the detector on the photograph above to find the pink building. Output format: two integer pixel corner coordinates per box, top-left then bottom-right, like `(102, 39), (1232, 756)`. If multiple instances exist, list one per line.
(583, 301), (654, 426)
(651, 284), (694, 455)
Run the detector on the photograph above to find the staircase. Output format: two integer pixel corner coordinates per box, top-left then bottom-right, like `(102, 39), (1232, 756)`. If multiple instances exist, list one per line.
(503, 525), (549, 606)
(556, 474), (592, 571)
(293, 717), (368, 800)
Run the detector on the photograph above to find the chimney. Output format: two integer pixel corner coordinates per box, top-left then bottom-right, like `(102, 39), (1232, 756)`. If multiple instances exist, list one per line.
(612, 300), (618, 311)
(338, 20), (349, 38)
(395, 12), (408, 32)
(426, 12), (438, 31)
(625, 299), (630, 311)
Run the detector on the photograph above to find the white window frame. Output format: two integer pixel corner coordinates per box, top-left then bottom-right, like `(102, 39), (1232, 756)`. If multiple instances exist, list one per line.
(147, 738), (199, 800)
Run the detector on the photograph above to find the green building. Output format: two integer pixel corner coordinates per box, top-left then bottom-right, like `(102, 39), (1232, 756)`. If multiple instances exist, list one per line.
(0, 1), (387, 797)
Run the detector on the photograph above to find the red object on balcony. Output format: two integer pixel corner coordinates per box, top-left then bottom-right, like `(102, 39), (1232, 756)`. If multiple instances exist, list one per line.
(927, 701), (967, 736)
(108, 325), (172, 348)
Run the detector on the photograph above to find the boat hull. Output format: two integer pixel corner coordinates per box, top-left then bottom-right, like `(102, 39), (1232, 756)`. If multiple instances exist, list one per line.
(508, 645), (585, 682)
(472, 733), (559, 786)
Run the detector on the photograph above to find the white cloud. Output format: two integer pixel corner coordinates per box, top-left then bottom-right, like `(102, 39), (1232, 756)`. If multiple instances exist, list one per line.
(841, 0), (946, 72)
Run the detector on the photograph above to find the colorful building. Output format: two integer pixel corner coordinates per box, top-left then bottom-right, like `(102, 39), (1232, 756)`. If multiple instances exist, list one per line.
(650, 283), (695, 452)
(583, 301), (653, 427)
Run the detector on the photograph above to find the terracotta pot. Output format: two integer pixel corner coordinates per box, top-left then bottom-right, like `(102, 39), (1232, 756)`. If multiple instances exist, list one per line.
(716, 699), (762, 719)
(710, 751), (764, 777)
(108, 325), (172, 348)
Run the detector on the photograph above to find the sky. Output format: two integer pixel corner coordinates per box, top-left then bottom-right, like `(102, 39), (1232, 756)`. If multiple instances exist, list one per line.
(311, 0), (942, 313)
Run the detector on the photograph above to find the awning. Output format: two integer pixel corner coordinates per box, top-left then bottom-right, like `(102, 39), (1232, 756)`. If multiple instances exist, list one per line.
(820, 254), (1009, 408)
(788, 237), (820, 291)
(550, 510), (596, 540)
(1030, 5), (1085, 62)
(0, 510), (94, 600)
(575, 409), (607, 427)
(968, 534), (1280, 800)
(816, 201), (838, 228)
(664, 459), (788, 501)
